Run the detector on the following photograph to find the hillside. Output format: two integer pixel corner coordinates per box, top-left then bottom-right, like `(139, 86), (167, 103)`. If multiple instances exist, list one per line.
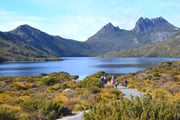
(0, 25), (91, 61)
(0, 34), (59, 61)
(9, 25), (91, 57)
(86, 23), (139, 55)
(102, 32), (180, 57)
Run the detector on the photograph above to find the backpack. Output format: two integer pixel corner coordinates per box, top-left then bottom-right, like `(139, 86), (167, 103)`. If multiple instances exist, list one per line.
(111, 79), (114, 84)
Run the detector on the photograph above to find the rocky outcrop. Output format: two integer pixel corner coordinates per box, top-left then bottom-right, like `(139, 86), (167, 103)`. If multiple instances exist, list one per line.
(133, 17), (178, 33)
(96, 22), (121, 34)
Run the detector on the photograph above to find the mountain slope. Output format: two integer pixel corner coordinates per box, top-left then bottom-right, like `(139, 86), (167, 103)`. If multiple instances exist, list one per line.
(0, 25), (91, 61)
(0, 33), (58, 61)
(86, 23), (140, 55)
(10, 25), (91, 56)
(102, 32), (180, 57)
(86, 17), (179, 55)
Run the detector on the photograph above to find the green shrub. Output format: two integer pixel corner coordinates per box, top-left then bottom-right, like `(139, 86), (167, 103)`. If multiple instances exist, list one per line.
(153, 72), (160, 78)
(78, 72), (105, 93)
(11, 82), (31, 91)
(20, 99), (43, 113)
(0, 107), (17, 120)
(42, 101), (71, 120)
(79, 77), (102, 93)
(84, 94), (180, 120)
(20, 99), (71, 120)
(41, 77), (59, 86)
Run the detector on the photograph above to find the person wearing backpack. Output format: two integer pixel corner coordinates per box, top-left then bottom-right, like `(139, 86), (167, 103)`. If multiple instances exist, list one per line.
(114, 79), (119, 88)
(123, 78), (128, 88)
(111, 76), (115, 85)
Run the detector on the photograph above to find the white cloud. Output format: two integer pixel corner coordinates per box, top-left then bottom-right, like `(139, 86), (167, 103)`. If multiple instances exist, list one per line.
(39, 15), (139, 41)
(0, 10), (139, 41)
(0, 9), (138, 41)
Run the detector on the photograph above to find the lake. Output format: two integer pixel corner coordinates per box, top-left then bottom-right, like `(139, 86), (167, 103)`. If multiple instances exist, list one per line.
(0, 57), (180, 79)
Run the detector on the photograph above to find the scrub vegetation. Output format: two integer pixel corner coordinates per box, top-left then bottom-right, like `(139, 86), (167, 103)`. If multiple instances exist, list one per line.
(0, 61), (180, 120)
(84, 61), (180, 120)
(0, 72), (121, 120)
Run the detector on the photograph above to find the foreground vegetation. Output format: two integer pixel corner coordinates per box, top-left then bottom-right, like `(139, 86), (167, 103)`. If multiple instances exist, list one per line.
(84, 94), (180, 120)
(0, 72), (121, 120)
(0, 60), (180, 120)
(84, 61), (180, 120)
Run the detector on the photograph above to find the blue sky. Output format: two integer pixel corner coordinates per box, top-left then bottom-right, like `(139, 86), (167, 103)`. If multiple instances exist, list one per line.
(0, 0), (180, 41)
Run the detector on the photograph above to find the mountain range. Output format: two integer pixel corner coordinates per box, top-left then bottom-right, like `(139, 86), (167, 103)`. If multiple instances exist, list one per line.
(102, 32), (180, 57)
(87, 17), (179, 55)
(0, 17), (180, 61)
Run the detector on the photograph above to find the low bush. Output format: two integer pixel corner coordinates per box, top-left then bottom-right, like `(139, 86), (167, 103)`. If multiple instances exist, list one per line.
(84, 94), (180, 120)
(41, 77), (59, 86)
(0, 107), (17, 120)
(42, 101), (71, 120)
(78, 73), (104, 93)
(20, 98), (71, 120)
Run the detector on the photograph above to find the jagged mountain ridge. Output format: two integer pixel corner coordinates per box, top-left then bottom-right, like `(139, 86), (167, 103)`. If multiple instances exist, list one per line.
(86, 17), (179, 55)
(95, 22), (122, 34)
(133, 17), (178, 33)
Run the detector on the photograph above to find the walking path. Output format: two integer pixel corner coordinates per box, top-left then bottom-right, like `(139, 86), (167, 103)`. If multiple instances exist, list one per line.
(117, 86), (143, 98)
(57, 111), (84, 120)
(57, 86), (143, 120)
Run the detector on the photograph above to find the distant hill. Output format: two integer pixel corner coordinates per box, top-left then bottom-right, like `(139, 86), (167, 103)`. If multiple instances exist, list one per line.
(9, 25), (91, 57)
(86, 17), (179, 55)
(0, 30), (60, 61)
(102, 32), (180, 57)
(0, 25), (91, 61)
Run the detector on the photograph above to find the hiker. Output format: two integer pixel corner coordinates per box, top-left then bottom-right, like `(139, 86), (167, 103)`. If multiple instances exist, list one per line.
(100, 76), (105, 86)
(103, 76), (107, 84)
(123, 78), (128, 88)
(100, 76), (104, 82)
(100, 76), (107, 87)
(111, 76), (115, 85)
(114, 79), (118, 88)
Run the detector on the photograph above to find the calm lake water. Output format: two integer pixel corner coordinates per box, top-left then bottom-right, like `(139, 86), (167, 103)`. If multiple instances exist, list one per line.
(0, 57), (180, 79)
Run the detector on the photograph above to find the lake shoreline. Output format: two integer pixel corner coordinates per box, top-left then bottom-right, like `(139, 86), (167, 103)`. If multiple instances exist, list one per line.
(1, 57), (180, 77)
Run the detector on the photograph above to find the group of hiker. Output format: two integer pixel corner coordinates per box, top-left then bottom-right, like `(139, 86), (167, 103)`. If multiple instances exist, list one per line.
(100, 75), (128, 88)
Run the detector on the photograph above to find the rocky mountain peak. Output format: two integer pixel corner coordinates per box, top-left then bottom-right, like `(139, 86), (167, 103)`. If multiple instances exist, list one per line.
(97, 22), (121, 34)
(133, 17), (154, 33)
(151, 17), (168, 25)
(133, 17), (176, 33)
(10, 24), (40, 35)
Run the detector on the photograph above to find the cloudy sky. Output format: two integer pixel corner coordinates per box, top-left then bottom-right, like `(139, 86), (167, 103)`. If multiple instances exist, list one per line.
(0, 0), (180, 41)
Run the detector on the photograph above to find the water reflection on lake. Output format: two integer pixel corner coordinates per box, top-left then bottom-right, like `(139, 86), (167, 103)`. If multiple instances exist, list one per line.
(0, 57), (180, 79)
